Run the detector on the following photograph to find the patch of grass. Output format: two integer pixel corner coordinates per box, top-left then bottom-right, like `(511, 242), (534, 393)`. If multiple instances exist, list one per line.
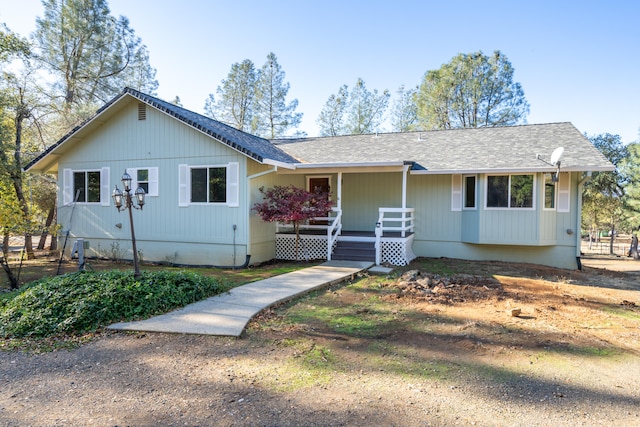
(287, 300), (400, 338)
(601, 305), (640, 321)
(565, 345), (620, 357)
(414, 258), (474, 276)
(365, 341), (453, 380)
(263, 338), (337, 391)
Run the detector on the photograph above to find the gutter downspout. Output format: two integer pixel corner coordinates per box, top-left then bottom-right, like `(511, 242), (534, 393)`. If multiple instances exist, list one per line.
(575, 171), (592, 270)
(214, 166), (278, 269)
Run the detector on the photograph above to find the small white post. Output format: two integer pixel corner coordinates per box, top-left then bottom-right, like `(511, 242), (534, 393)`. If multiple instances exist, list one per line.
(375, 221), (382, 265)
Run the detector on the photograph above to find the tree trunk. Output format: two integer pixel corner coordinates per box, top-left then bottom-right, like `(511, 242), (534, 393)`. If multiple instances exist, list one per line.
(1, 231), (19, 289)
(11, 88), (35, 259)
(37, 205), (56, 250)
(609, 225), (615, 255)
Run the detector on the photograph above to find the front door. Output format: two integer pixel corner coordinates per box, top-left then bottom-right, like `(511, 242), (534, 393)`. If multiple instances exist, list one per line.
(308, 177), (330, 225)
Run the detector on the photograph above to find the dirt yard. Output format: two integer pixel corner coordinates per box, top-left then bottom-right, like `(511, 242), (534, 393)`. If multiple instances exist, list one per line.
(1, 256), (639, 426)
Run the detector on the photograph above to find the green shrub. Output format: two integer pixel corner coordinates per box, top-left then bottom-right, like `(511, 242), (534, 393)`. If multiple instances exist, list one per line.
(0, 270), (227, 338)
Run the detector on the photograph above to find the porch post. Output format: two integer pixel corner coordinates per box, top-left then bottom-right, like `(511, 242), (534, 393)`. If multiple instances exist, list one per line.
(402, 164), (409, 209)
(337, 171), (342, 211)
(401, 164), (409, 237)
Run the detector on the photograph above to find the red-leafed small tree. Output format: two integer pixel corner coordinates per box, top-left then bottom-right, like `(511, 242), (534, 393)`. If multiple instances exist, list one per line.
(253, 185), (333, 260)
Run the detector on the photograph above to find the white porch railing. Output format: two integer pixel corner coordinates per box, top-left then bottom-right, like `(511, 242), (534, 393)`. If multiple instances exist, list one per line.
(375, 207), (415, 265)
(326, 209), (342, 260)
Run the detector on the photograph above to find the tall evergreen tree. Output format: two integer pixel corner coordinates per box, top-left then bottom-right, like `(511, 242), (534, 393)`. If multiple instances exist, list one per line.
(344, 78), (389, 135)
(416, 50), (529, 129)
(582, 133), (630, 253)
(621, 142), (640, 220)
(208, 59), (257, 132)
(254, 53), (302, 138)
(317, 79), (389, 136)
(34, 0), (158, 110)
(390, 85), (419, 132)
(317, 85), (348, 136)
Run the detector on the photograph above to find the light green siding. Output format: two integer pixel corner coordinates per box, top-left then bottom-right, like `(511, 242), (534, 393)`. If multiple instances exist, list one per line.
(57, 100), (252, 266)
(341, 172), (403, 231)
(406, 172), (580, 269)
(408, 174), (461, 242)
(247, 163), (306, 264)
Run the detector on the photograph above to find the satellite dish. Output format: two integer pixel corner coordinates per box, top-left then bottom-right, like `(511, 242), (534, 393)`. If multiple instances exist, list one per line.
(550, 147), (564, 166)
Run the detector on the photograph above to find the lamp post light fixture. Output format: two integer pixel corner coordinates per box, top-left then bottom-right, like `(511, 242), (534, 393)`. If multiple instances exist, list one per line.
(112, 171), (146, 278)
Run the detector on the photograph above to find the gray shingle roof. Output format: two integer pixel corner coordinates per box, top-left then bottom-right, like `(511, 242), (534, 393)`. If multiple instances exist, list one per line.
(273, 123), (614, 173)
(26, 87), (613, 176)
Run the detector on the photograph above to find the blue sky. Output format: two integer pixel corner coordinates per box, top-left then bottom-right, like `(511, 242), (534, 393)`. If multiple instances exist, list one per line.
(1, 0), (639, 143)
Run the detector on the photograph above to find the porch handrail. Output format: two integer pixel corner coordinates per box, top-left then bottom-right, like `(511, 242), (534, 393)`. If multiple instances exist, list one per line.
(326, 208), (342, 260)
(375, 207), (415, 265)
(377, 207), (415, 236)
(275, 208), (342, 233)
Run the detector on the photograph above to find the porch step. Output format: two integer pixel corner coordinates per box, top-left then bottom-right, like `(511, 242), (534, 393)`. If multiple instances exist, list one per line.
(332, 241), (375, 262)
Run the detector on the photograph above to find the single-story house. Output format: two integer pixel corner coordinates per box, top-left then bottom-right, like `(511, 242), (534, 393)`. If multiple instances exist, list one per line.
(25, 88), (614, 270)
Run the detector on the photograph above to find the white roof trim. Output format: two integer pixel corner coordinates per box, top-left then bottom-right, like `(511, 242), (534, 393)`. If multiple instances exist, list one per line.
(292, 161), (406, 169)
(263, 158), (296, 170)
(410, 165), (616, 175)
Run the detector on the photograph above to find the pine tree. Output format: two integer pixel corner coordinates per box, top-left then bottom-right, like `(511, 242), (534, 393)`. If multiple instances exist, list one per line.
(254, 53), (302, 138)
(416, 50), (529, 129)
(34, 0), (158, 110)
(317, 79), (389, 136)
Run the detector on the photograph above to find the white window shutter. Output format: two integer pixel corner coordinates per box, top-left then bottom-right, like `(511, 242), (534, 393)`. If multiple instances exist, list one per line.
(227, 162), (239, 207)
(557, 172), (570, 212)
(62, 169), (73, 205)
(178, 164), (188, 207)
(451, 174), (462, 211)
(100, 167), (111, 206)
(148, 167), (159, 197)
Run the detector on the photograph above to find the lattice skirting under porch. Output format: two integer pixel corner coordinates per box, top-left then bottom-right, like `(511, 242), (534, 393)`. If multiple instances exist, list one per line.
(276, 234), (336, 261)
(379, 235), (416, 266)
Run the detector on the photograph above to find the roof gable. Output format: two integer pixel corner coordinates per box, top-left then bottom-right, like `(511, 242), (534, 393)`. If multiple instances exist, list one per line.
(26, 87), (298, 172)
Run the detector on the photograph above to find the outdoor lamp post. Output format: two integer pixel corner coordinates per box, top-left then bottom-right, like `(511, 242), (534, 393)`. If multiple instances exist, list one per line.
(112, 171), (146, 278)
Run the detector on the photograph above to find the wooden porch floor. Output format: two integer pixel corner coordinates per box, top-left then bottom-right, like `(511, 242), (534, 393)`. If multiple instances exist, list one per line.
(277, 229), (413, 239)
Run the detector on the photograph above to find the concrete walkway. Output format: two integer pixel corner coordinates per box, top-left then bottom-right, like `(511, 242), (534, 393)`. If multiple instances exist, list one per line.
(108, 260), (374, 337)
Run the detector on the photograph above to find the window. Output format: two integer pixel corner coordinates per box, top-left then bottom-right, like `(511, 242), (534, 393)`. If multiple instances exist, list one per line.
(126, 167), (158, 196)
(544, 173), (555, 209)
(73, 171), (101, 203)
(137, 169), (149, 193)
(464, 175), (476, 209)
(486, 174), (534, 209)
(63, 167), (110, 206)
(178, 163), (239, 207)
(191, 167), (226, 203)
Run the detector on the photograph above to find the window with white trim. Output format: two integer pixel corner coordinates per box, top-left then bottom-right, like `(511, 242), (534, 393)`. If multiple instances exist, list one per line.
(126, 167), (159, 196)
(63, 167), (110, 206)
(486, 174), (535, 209)
(191, 167), (226, 203)
(178, 162), (239, 207)
(544, 173), (555, 210)
(74, 171), (100, 203)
